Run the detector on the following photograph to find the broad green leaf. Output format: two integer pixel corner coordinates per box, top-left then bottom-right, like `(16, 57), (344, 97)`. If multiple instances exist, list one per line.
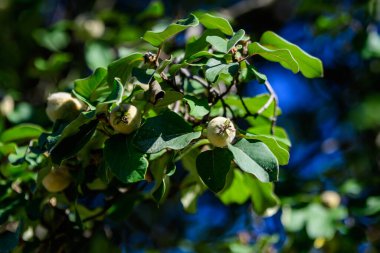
(206, 36), (227, 53)
(195, 12), (233, 35)
(247, 125), (291, 147)
(196, 148), (233, 192)
(227, 29), (245, 52)
(206, 29), (245, 53)
(183, 95), (210, 119)
(103, 78), (124, 104)
(143, 14), (199, 47)
(0, 124), (44, 143)
(137, 0), (164, 20)
(85, 42), (114, 71)
(104, 135), (148, 183)
(243, 134), (290, 165)
(219, 169), (251, 204)
(247, 175), (280, 215)
(134, 111), (201, 153)
(0, 143), (17, 155)
(50, 119), (98, 164)
(187, 51), (224, 61)
(107, 53), (144, 85)
(184, 29), (224, 59)
(73, 68), (109, 109)
(306, 203), (335, 239)
(282, 206), (308, 232)
(248, 42), (299, 73)
(205, 58), (239, 83)
(219, 169), (279, 215)
(260, 31), (323, 78)
(228, 139), (279, 182)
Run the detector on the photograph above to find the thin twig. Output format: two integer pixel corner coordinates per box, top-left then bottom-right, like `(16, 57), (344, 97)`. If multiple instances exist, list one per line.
(180, 68), (209, 89)
(254, 95), (274, 117)
(221, 98), (236, 119)
(263, 80), (278, 134)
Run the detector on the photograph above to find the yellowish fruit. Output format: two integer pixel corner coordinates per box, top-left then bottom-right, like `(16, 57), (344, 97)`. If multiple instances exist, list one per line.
(321, 190), (341, 208)
(42, 166), (72, 193)
(46, 92), (84, 122)
(109, 104), (141, 134)
(207, 117), (236, 147)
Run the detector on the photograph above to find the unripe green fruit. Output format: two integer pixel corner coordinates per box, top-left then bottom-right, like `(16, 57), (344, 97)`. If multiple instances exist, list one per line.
(207, 117), (236, 147)
(46, 92), (84, 122)
(42, 166), (72, 193)
(110, 104), (142, 134)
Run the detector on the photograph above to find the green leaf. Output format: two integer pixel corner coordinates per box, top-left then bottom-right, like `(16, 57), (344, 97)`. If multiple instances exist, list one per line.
(247, 125), (291, 147)
(248, 42), (299, 73)
(228, 139), (279, 182)
(306, 203), (335, 239)
(239, 61), (267, 83)
(183, 95), (210, 119)
(0, 124), (44, 143)
(205, 58), (239, 83)
(227, 29), (245, 52)
(196, 148), (232, 192)
(247, 175), (280, 215)
(0, 143), (17, 156)
(133, 111), (201, 153)
(137, 0), (164, 20)
(206, 36), (227, 53)
(195, 12), (233, 35)
(206, 30), (245, 53)
(103, 78), (124, 104)
(107, 53), (144, 85)
(104, 135), (148, 183)
(0, 221), (22, 252)
(219, 169), (279, 215)
(143, 14), (199, 47)
(260, 31), (323, 78)
(85, 42), (114, 71)
(219, 169), (251, 204)
(73, 68), (109, 109)
(184, 29), (224, 59)
(50, 119), (98, 164)
(243, 134), (290, 165)
(154, 90), (184, 109)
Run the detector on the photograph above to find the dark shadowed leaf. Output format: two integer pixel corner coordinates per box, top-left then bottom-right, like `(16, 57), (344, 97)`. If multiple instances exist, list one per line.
(104, 134), (148, 183)
(196, 148), (233, 192)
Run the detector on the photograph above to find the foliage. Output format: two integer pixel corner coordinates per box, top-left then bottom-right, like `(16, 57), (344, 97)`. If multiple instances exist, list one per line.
(0, 3), (326, 251)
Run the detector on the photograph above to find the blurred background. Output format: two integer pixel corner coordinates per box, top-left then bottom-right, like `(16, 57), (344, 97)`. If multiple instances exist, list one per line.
(1, 0), (380, 252)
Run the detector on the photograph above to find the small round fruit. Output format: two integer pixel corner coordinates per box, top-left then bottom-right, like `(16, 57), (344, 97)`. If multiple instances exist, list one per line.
(42, 166), (72, 193)
(46, 92), (84, 122)
(109, 104), (141, 134)
(321, 190), (341, 208)
(207, 117), (236, 147)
